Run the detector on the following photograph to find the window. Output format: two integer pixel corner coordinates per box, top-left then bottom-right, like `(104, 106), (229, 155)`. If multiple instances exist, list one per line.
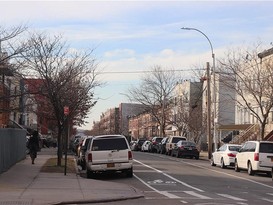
(259, 143), (273, 153)
(92, 138), (128, 151)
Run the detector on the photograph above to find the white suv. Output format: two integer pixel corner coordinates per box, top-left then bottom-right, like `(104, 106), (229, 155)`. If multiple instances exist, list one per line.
(85, 135), (133, 178)
(165, 136), (187, 155)
(235, 141), (273, 176)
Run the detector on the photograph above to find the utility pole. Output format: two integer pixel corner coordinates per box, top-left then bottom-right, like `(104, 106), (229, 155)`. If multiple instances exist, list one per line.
(206, 62), (212, 159)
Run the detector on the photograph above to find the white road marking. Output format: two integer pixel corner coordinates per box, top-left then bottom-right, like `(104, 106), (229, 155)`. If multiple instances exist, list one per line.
(134, 159), (204, 192)
(261, 198), (273, 202)
(133, 173), (181, 199)
(217, 193), (247, 201)
(184, 191), (212, 199)
(175, 159), (273, 189)
(267, 193), (273, 196)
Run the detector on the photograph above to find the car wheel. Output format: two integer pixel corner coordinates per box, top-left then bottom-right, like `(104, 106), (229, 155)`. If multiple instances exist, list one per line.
(220, 158), (226, 169)
(210, 157), (216, 166)
(235, 160), (240, 172)
(86, 169), (94, 179)
(126, 168), (133, 178)
(248, 162), (255, 176)
(195, 156), (199, 160)
(176, 151), (180, 158)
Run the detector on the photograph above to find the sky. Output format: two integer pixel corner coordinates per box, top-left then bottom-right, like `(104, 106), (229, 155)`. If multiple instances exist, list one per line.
(1, 0), (273, 130)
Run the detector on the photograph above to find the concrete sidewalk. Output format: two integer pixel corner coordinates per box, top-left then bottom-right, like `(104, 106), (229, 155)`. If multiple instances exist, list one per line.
(0, 148), (143, 205)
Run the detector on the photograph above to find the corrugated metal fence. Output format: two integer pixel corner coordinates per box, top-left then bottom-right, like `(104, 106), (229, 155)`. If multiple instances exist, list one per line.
(0, 128), (27, 174)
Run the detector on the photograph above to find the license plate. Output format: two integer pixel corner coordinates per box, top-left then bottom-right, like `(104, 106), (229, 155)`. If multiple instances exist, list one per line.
(107, 163), (115, 168)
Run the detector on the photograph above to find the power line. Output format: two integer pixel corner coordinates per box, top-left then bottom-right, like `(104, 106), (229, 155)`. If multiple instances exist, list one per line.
(97, 68), (204, 74)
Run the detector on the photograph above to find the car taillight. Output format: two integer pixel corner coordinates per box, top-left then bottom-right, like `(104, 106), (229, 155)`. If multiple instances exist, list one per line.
(128, 151), (133, 160)
(254, 153), (259, 161)
(179, 146), (184, 150)
(227, 153), (236, 157)
(88, 153), (92, 162)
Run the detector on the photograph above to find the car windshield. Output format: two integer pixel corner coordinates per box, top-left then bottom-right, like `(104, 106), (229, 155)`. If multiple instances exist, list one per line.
(173, 137), (185, 143)
(156, 138), (163, 142)
(259, 143), (273, 153)
(228, 146), (241, 151)
(92, 138), (128, 151)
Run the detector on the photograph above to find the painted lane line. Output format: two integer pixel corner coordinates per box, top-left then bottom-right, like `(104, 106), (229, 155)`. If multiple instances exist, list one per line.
(217, 193), (247, 201)
(267, 193), (273, 196)
(134, 159), (204, 192)
(133, 173), (181, 199)
(261, 198), (273, 203)
(184, 191), (212, 199)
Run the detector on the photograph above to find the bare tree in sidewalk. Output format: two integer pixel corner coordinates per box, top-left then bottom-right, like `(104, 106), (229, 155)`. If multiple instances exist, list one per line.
(127, 65), (181, 137)
(19, 32), (101, 166)
(218, 43), (273, 140)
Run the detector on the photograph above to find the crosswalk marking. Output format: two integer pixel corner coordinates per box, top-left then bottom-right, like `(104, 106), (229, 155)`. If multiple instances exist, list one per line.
(217, 193), (247, 201)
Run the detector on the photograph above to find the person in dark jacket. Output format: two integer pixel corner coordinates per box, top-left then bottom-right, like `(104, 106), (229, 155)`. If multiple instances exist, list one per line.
(28, 131), (39, 164)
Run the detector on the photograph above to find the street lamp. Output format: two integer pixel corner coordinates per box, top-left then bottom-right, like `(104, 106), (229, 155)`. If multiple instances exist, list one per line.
(181, 27), (217, 153)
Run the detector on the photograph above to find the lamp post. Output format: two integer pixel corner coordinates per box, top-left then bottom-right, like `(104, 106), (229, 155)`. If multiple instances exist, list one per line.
(181, 27), (217, 153)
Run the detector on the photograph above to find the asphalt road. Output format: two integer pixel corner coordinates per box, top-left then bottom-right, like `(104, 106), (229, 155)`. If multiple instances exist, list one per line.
(81, 151), (273, 205)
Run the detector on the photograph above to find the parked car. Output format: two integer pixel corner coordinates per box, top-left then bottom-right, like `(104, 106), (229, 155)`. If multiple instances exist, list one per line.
(171, 140), (200, 159)
(158, 137), (169, 154)
(134, 138), (147, 151)
(141, 140), (151, 152)
(130, 141), (137, 151)
(234, 141), (273, 176)
(77, 136), (93, 170)
(166, 136), (187, 155)
(85, 135), (133, 178)
(149, 137), (163, 153)
(211, 144), (242, 168)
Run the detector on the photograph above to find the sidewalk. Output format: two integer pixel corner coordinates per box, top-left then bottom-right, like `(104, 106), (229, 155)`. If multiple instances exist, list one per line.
(0, 148), (143, 205)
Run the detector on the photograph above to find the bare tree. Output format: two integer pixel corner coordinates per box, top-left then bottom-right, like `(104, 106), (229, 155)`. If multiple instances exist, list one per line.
(218, 43), (273, 139)
(19, 32), (100, 165)
(127, 65), (181, 137)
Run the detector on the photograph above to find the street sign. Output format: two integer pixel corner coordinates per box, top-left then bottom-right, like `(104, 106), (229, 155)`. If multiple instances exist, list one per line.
(64, 106), (69, 116)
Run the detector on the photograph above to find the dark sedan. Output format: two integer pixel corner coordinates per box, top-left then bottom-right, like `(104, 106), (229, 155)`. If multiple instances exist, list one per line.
(171, 140), (199, 159)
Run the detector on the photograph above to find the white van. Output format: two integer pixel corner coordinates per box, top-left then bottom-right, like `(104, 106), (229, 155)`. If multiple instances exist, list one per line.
(85, 135), (133, 178)
(235, 141), (273, 176)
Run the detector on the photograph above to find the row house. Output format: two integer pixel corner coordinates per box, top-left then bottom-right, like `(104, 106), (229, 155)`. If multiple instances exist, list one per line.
(0, 52), (21, 128)
(0, 51), (55, 136)
(232, 47), (273, 142)
(128, 111), (158, 140)
(91, 103), (147, 138)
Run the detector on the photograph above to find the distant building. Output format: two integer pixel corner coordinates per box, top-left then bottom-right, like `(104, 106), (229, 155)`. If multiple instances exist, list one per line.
(91, 103), (147, 138)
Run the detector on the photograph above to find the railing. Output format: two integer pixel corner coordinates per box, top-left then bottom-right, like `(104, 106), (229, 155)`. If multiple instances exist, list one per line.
(232, 124), (259, 144)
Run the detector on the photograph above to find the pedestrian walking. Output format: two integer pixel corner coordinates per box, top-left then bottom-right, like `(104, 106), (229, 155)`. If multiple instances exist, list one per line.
(28, 130), (40, 164)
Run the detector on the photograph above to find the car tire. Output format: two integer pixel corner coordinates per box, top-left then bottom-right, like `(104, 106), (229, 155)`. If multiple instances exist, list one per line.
(86, 169), (94, 179)
(248, 162), (255, 176)
(234, 160), (240, 172)
(176, 151), (180, 158)
(220, 158), (226, 169)
(126, 168), (133, 178)
(195, 156), (199, 160)
(210, 157), (216, 166)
